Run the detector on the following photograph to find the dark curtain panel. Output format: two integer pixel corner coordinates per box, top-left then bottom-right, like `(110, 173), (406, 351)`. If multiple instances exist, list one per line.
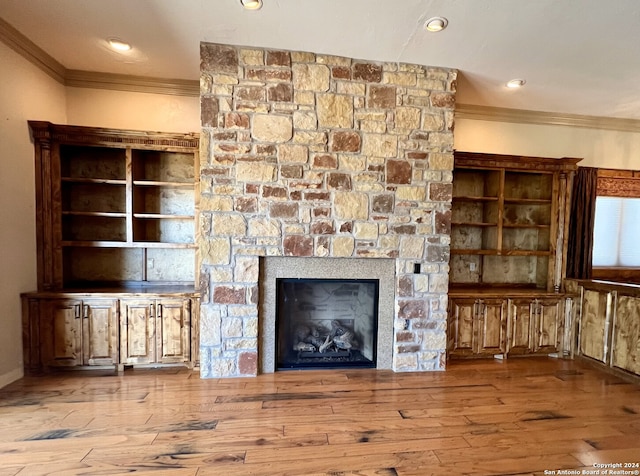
(566, 167), (598, 279)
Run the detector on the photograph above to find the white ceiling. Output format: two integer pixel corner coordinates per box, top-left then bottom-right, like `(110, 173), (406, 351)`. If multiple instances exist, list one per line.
(2, 0), (640, 119)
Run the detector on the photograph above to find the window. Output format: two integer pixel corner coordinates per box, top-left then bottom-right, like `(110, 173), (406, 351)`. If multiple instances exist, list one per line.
(592, 197), (640, 267)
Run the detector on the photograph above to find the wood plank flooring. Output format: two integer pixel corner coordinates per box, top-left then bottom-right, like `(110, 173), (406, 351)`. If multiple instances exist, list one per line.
(0, 358), (639, 475)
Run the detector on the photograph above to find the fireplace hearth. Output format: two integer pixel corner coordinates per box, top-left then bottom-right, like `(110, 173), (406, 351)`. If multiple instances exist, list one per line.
(276, 279), (378, 370)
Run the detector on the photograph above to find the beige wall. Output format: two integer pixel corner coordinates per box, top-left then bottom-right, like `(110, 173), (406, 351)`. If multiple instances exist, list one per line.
(454, 118), (640, 169)
(0, 42), (66, 388)
(0, 43), (199, 389)
(66, 88), (199, 132)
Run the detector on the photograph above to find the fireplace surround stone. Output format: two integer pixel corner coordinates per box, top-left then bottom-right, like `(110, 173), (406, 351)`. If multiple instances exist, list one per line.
(199, 42), (456, 378)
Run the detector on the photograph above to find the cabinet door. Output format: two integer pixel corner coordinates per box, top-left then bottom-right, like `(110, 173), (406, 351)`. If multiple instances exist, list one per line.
(477, 299), (507, 355)
(447, 299), (477, 357)
(534, 299), (562, 353)
(82, 299), (119, 366)
(508, 299), (535, 355)
(157, 299), (190, 363)
(41, 299), (83, 367)
(121, 299), (156, 364)
(611, 295), (640, 375)
(579, 290), (611, 363)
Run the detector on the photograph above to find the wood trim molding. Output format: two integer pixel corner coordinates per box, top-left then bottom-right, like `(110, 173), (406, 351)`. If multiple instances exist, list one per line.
(0, 18), (198, 97)
(65, 70), (199, 97)
(0, 16), (65, 83)
(456, 104), (640, 133)
(596, 168), (640, 197)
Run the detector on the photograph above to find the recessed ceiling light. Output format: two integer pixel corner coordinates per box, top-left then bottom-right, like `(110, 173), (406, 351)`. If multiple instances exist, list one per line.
(107, 38), (132, 52)
(424, 17), (448, 32)
(240, 0), (262, 10)
(506, 79), (526, 88)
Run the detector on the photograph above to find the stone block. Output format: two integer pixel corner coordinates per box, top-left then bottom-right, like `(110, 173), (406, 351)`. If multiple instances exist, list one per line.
(266, 50), (291, 66)
(394, 107), (421, 130)
(211, 358), (236, 378)
(352, 63), (383, 82)
(234, 256), (259, 283)
(332, 236), (354, 257)
(236, 162), (276, 183)
(238, 352), (258, 376)
(396, 185), (426, 201)
(280, 165), (303, 179)
(367, 85), (396, 108)
(435, 210), (451, 234)
(331, 66), (351, 79)
(400, 236), (425, 258)
(283, 235), (314, 256)
(383, 72), (417, 86)
(372, 194), (394, 213)
(239, 48), (263, 65)
(252, 114), (293, 142)
(262, 185), (288, 199)
(354, 222), (378, 240)
(398, 299), (427, 319)
(330, 131), (361, 152)
(236, 86), (265, 101)
(248, 218), (281, 237)
(338, 156), (366, 172)
(334, 191), (369, 220)
(293, 111), (318, 130)
(422, 114), (445, 132)
(213, 285), (246, 304)
(313, 154), (338, 169)
(327, 173), (352, 190)
(268, 83), (293, 102)
(201, 43), (238, 74)
(201, 97), (218, 127)
(431, 92), (456, 108)
(429, 183), (453, 201)
(292, 63), (330, 91)
(278, 144), (308, 164)
(317, 94), (353, 128)
(221, 317), (243, 338)
(394, 353), (418, 371)
(212, 214), (246, 236)
(362, 134), (398, 158)
(386, 160), (412, 184)
(310, 220), (335, 235)
(199, 306), (221, 346)
(270, 202), (298, 218)
(201, 237), (231, 265)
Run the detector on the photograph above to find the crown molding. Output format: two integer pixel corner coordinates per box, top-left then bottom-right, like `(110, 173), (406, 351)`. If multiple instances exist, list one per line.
(455, 103), (640, 133)
(0, 16), (65, 83)
(65, 70), (199, 97)
(0, 17), (198, 97)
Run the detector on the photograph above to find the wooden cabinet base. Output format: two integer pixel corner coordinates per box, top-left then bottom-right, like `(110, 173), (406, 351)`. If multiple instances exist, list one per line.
(22, 290), (199, 373)
(447, 292), (568, 360)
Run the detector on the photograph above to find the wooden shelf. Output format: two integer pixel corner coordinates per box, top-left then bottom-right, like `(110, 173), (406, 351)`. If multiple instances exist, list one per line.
(29, 121), (199, 289)
(450, 151), (579, 290)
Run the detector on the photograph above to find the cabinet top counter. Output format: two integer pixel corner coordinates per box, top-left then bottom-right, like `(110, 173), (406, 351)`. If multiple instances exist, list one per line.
(22, 285), (200, 299)
(575, 279), (640, 297)
(448, 286), (565, 298)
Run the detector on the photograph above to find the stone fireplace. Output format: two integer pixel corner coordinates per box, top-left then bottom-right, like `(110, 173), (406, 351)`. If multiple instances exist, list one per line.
(198, 42), (456, 378)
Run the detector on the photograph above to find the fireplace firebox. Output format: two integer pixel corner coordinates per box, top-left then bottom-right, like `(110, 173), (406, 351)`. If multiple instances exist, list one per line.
(276, 278), (379, 370)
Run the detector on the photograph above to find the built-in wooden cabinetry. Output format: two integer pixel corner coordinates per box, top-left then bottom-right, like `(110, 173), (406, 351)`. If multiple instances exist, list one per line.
(571, 280), (640, 381)
(22, 122), (200, 373)
(447, 152), (580, 359)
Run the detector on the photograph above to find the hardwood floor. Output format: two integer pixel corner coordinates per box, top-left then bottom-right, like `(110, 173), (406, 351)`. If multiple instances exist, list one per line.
(0, 358), (638, 476)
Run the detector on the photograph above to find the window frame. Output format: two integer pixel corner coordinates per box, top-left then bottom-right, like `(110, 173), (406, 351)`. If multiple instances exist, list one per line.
(592, 168), (640, 283)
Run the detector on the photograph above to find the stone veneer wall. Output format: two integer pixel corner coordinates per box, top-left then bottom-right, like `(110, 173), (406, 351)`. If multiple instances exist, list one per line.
(199, 42), (456, 378)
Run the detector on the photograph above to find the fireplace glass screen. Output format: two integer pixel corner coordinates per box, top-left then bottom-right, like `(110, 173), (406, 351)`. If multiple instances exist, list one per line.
(276, 278), (378, 370)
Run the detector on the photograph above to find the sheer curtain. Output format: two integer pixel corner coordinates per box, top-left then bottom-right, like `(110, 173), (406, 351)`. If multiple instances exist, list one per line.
(566, 167), (598, 279)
